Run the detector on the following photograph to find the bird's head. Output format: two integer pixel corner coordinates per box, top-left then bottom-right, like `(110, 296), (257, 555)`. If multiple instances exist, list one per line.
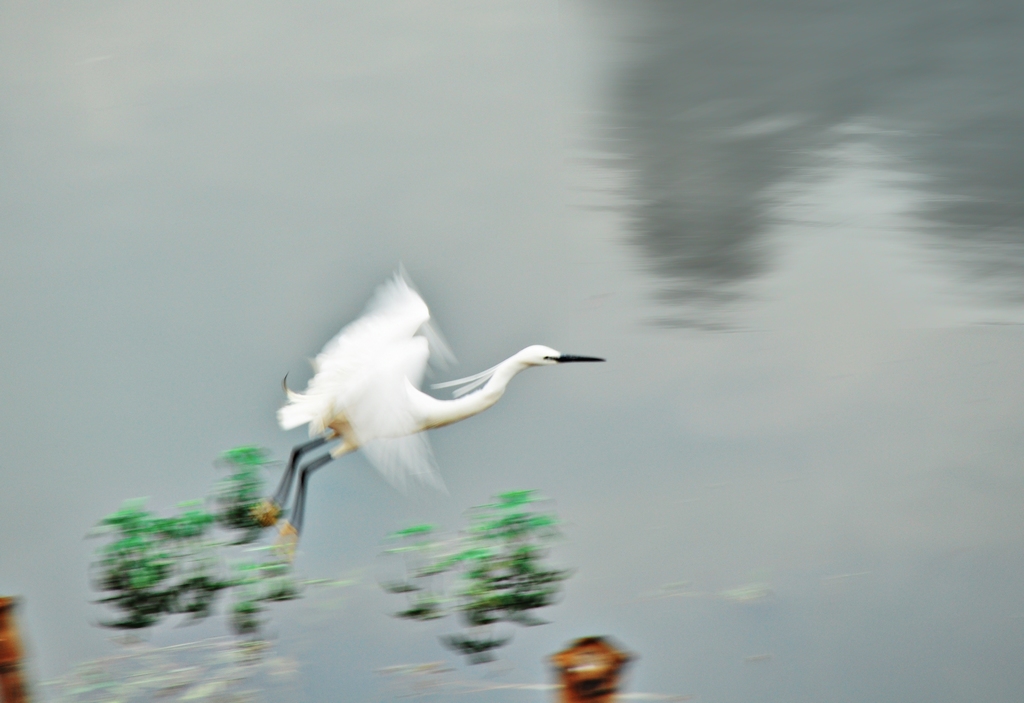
(517, 345), (605, 366)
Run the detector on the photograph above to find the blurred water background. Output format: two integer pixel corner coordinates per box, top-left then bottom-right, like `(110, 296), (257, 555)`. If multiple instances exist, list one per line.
(2, 1), (1024, 701)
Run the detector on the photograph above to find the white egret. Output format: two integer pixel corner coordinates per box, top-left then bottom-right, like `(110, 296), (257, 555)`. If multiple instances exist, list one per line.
(253, 270), (603, 547)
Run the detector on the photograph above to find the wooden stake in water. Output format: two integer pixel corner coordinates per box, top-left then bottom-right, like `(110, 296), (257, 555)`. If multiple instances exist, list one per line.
(551, 637), (633, 703)
(0, 597), (28, 703)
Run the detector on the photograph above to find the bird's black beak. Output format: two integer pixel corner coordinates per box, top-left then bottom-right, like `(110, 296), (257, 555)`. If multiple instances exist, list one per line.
(556, 354), (605, 363)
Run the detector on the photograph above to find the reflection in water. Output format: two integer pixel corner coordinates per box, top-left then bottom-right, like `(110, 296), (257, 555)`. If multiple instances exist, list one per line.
(600, 0), (1024, 322)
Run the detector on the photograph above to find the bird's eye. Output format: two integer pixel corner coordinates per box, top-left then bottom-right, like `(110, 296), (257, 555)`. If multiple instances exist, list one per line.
(543, 355), (557, 360)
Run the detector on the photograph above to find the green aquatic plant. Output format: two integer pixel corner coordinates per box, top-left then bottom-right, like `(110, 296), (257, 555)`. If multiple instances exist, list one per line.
(382, 490), (571, 663)
(89, 447), (300, 635)
(215, 446), (275, 542)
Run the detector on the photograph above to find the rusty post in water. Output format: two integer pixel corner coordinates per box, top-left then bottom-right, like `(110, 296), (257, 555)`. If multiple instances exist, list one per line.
(0, 597), (29, 703)
(550, 636), (633, 703)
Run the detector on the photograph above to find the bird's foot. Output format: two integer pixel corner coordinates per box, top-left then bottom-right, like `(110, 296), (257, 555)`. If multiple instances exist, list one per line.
(275, 521), (300, 562)
(250, 499), (281, 528)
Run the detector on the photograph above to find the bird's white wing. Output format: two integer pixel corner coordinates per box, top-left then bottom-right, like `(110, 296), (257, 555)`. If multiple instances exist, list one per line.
(278, 270), (448, 490)
(278, 270), (448, 435)
(361, 433), (446, 492)
(344, 337), (445, 490)
(312, 272), (431, 386)
(341, 337), (429, 441)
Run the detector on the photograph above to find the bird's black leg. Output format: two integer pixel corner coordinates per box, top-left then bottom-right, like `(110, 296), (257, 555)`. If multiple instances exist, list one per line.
(289, 453), (334, 536)
(252, 435), (329, 527)
(272, 436), (329, 508)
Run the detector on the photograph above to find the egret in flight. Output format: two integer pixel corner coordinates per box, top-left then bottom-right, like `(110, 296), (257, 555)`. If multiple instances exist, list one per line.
(253, 271), (603, 549)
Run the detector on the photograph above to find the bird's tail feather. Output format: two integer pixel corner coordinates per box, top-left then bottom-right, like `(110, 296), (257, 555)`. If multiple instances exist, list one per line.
(278, 393), (331, 436)
(277, 403), (312, 431)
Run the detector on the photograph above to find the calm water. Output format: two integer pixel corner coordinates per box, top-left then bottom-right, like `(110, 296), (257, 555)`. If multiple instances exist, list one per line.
(1, 2), (1023, 702)
(594, 0), (1024, 325)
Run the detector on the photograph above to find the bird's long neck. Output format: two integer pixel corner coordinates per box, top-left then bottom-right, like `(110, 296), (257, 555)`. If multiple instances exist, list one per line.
(413, 356), (530, 430)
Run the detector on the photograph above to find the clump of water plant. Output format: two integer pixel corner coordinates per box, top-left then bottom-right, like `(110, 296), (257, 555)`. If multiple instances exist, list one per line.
(382, 490), (571, 663)
(89, 447), (299, 636)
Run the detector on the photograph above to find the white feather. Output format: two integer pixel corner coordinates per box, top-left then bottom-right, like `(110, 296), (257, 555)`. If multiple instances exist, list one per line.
(278, 271), (445, 488)
(430, 363), (500, 397)
(277, 272), (602, 500)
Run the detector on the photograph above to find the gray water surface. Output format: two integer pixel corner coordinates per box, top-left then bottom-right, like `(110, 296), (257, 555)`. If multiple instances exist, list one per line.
(602, 0), (1024, 324)
(2, 2), (1023, 702)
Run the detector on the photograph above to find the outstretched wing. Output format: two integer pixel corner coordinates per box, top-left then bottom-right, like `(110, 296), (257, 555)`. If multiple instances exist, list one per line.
(343, 336), (445, 489)
(277, 269), (448, 489)
(279, 271), (432, 433)
(361, 433), (447, 492)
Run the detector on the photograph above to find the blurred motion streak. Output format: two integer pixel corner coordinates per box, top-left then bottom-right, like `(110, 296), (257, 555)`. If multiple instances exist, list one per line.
(376, 656), (690, 701)
(43, 637), (294, 703)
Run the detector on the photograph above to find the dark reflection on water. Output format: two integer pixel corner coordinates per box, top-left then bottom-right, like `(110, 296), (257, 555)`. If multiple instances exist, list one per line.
(603, 0), (1024, 319)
